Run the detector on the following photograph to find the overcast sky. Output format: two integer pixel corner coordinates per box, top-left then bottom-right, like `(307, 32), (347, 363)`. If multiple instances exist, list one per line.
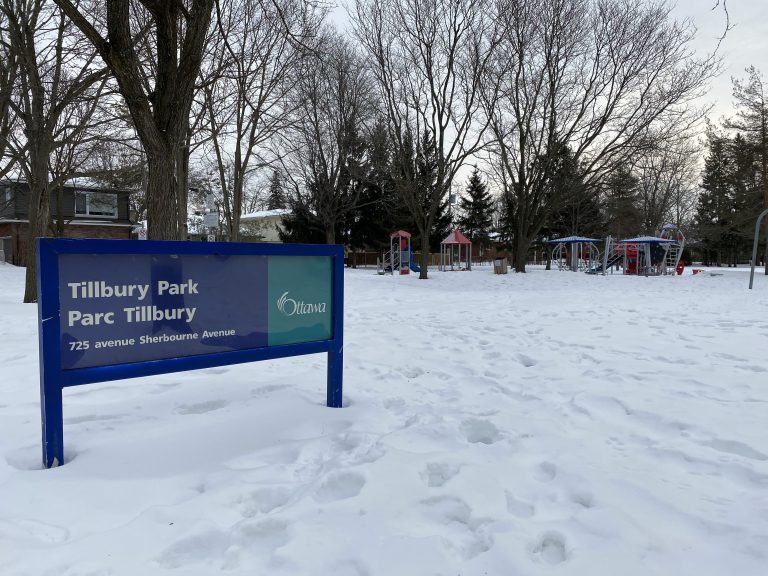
(672, 0), (767, 121)
(335, 1), (765, 123)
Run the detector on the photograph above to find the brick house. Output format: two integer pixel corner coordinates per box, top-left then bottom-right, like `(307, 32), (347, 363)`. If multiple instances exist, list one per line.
(0, 180), (134, 266)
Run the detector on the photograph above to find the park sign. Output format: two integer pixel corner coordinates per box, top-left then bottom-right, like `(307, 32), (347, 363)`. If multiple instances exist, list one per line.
(37, 238), (344, 469)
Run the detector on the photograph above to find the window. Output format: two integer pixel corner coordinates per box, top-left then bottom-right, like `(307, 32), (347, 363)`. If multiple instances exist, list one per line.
(74, 191), (118, 218)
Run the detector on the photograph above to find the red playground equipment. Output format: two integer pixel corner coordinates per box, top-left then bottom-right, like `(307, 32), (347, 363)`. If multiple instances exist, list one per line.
(439, 229), (473, 271)
(377, 230), (420, 275)
(602, 224), (686, 276)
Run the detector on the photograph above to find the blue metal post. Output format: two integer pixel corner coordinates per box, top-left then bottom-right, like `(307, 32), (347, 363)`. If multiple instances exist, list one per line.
(37, 239), (65, 468)
(40, 381), (64, 468)
(327, 246), (344, 407)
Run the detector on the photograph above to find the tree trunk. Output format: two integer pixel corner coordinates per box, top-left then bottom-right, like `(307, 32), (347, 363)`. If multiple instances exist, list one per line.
(146, 150), (180, 240)
(23, 179), (50, 303)
(176, 138), (190, 240)
(419, 244), (430, 279)
(231, 178), (244, 242)
(325, 224), (335, 245)
(514, 237), (531, 273)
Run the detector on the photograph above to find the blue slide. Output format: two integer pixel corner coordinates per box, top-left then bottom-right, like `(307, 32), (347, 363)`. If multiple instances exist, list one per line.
(409, 251), (420, 272)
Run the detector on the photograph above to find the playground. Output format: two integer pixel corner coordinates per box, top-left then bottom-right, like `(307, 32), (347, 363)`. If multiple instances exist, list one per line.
(373, 223), (698, 279)
(547, 224), (687, 276)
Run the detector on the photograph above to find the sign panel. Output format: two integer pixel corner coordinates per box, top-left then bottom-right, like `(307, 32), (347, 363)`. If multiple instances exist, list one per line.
(37, 239), (344, 469)
(203, 212), (219, 228)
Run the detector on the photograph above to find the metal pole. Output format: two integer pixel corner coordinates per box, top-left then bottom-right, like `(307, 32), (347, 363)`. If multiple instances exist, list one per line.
(749, 208), (768, 289)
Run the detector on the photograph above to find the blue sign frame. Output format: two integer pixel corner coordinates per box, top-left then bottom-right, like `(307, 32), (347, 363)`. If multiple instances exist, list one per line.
(37, 238), (344, 469)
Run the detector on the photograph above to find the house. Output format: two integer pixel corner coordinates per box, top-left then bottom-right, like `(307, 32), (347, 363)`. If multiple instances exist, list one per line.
(0, 180), (133, 266)
(239, 208), (290, 242)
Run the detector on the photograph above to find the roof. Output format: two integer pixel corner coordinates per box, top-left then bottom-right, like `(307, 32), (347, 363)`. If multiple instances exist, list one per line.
(441, 229), (471, 245)
(545, 236), (600, 244)
(240, 208), (291, 221)
(390, 230), (412, 238)
(619, 236), (673, 244)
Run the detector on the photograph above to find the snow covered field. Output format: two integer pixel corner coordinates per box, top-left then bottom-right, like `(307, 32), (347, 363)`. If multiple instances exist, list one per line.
(1, 261), (767, 576)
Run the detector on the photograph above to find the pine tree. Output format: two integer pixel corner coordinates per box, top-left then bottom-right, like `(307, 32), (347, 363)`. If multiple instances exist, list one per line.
(603, 167), (641, 240)
(348, 121), (397, 251)
(727, 67), (768, 271)
(695, 133), (735, 266)
(544, 145), (603, 239)
(266, 170), (286, 210)
(278, 188), (328, 244)
(457, 168), (494, 246)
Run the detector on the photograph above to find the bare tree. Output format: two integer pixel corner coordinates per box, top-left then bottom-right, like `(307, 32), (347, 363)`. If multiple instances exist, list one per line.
(351, 0), (498, 278)
(635, 137), (700, 234)
(284, 31), (373, 244)
(54, 0), (215, 240)
(0, 6), (18, 179)
(484, 0), (716, 271)
(201, 0), (317, 241)
(2, 0), (110, 302)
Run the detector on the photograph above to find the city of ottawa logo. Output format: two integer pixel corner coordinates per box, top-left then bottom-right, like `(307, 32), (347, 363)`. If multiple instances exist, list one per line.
(276, 291), (327, 317)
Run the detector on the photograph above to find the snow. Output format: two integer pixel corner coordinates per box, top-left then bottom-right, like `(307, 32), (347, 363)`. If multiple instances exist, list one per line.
(1, 261), (768, 575)
(240, 209), (291, 221)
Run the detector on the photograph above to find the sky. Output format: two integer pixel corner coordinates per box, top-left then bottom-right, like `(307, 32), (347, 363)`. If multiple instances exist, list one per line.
(671, 0), (767, 122)
(334, 0), (766, 124)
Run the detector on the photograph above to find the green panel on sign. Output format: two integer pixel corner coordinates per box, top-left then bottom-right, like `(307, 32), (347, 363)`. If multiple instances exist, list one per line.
(268, 256), (333, 346)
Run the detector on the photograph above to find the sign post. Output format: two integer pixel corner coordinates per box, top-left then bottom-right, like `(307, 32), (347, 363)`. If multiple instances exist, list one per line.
(37, 238), (344, 469)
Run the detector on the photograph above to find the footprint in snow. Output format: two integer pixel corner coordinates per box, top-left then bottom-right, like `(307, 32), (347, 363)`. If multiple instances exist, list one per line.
(530, 531), (569, 565)
(516, 353), (537, 367)
(461, 419), (501, 445)
(422, 462), (461, 487)
(533, 461), (557, 482)
(234, 518), (290, 554)
(570, 490), (595, 509)
(420, 496), (493, 559)
(157, 529), (230, 569)
(239, 486), (294, 517)
(314, 471), (366, 503)
(505, 491), (535, 518)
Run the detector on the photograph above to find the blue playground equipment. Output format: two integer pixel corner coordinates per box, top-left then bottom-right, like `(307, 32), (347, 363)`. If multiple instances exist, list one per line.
(546, 236), (601, 271)
(378, 230), (419, 275)
(586, 224), (686, 275)
(409, 252), (420, 272)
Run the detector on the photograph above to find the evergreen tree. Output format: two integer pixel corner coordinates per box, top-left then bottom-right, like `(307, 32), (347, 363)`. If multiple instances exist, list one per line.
(603, 167), (641, 239)
(544, 145), (603, 239)
(266, 170), (286, 210)
(457, 168), (494, 247)
(278, 187), (329, 244)
(348, 121), (397, 251)
(727, 67), (768, 270)
(695, 132), (738, 266)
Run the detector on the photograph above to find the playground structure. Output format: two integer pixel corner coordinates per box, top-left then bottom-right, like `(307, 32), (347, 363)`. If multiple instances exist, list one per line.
(546, 236), (601, 271)
(439, 229), (472, 271)
(378, 230), (420, 275)
(582, 223), (686, 276)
